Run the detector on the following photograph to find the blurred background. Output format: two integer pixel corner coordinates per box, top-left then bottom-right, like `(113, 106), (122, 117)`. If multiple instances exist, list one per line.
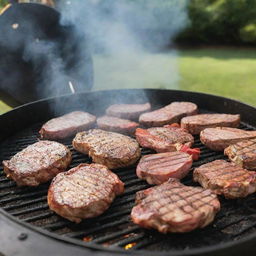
(0, 0), (255, 113)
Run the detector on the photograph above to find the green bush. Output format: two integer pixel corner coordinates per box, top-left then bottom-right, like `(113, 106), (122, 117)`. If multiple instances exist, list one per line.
(176, 0), (256, 45)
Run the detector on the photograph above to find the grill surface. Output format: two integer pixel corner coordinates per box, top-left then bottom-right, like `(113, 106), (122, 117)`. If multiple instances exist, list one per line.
(1, 89), (256, 255)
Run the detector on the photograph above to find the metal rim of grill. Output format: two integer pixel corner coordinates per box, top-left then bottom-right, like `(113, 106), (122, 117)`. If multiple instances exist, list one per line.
(1, 89), (256, 256)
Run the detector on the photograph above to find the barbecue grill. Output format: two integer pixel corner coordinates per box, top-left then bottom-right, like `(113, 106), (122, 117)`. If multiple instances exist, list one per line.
(1, 89), (256, 256)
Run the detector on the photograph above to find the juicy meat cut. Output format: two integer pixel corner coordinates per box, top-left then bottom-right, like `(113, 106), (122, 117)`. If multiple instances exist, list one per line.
(181, 113), (240, 135)
(131, 178), (220, 233)
(200, 127), (256, 151)
(97, 115), (139, 134)
(48, 163), (124, 223)
(40, 111), (96, 140)
(106, 102), (151, 120)
(72, 129), (141, 169)
(136, 151), (193, 184)
(139, 101), (198, 127)
(193, 160), (256, 199)
(2, 140), (72, 186)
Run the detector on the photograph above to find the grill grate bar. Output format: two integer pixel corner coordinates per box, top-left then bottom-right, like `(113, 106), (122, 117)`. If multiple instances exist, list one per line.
(11, 203), (49, 216)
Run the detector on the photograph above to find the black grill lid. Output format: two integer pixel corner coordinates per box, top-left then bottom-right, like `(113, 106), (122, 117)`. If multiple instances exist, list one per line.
(0, 89), (256, 256)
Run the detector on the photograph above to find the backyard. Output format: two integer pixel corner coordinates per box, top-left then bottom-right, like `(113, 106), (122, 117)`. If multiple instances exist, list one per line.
(1, 47), (256, 114)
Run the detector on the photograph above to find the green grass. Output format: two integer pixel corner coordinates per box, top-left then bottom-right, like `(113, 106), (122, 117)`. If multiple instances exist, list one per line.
(179, 48), (256, 106)
(1, 47), (256, 114)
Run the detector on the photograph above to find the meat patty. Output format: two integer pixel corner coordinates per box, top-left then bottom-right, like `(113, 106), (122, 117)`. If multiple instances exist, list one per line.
(136, 152), (193, 184)
(139, 101), (198, 127)
(48, 163), (124, 223)
(72, 129), (141, 169)
(135, 126), (194, 153)
(194, 160), (256, 199)
(225, 138), (256, 170)
(200, 127), (256, 151)
(40, 111), (96, 140)
(97, 115), (139, 134)
(2, 141), (72, 186)
(181, 114), (240, 135)
(106, 103), (151, 120)
(131, 178), (220, 233)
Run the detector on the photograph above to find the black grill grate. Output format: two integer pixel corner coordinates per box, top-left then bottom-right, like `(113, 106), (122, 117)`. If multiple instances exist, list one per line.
(1, 121), (256, 253)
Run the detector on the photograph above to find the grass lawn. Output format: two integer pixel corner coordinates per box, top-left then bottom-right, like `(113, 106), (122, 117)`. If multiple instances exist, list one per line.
(0, 47), (256, 114)
(179, 48), (256, 106)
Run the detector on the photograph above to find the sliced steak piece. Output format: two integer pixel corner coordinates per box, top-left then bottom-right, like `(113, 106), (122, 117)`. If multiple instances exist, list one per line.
(106, 102), (151, 120)
(72, 129), (141, 169)
(131, 178), (220, 233)
(3, 141), (72, 186)
(139, 101), (198, 127)
(40, 111), (96, 140)
(181, 114), (240, 135)
(136, 152), (193, 184)
(194, 160), (256, 199)
(200, 127), (256, 151)
(48, 163), (124, 223)
(97, 115), (139, 134)
(135, 126), (194, 153)
(225, 138), (256, 170)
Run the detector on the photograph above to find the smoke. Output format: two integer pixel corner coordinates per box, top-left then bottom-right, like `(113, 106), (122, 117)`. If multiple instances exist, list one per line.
(58, 0), (188, 91)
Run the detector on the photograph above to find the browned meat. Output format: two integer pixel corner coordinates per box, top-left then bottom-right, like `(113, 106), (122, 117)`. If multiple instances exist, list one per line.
(181, 114), (240, 135)
(2, 141), (72, 186)
(193, 160), (256, 199)
(135, 126), (194, 153)
(40, 111), (96, 140)
(225, 138), (256, 170)
(106, 103), (151, 120)
(200, 127), (256, 151)
(139, 102), (198, 127)
(131, 178), (220, 233)
(72, 129), (141, 169)
(136, 152), (193, 184)
(97, 115), (139, 134)
(48, 163), (124, 223)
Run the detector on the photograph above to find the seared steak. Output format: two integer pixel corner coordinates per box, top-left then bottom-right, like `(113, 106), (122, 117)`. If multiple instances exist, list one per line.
(200, 127), (256, 151)
(136, 152), (193, 184)
(131, 178), (220, 233)
(194, 160), (256, 199)
(135, 126), (194, 153)
(97, 115), (139, 134)
(40, 111), (96, 140)
(3, 141), (72, 186)
(225, 138), (256, 170)
(139, 101), (198, 127)
(181, 114), (240, 135)
(48, 163), (124, 223)
(72, 129), (141, 169)
(106, 103), (151, 120)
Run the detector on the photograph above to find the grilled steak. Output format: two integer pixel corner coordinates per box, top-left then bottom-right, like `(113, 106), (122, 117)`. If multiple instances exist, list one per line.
(139, 101), (198, 127)
(48, 163), (124, 223)
(200, 127), (256, 151)
(181, 114), (240, 135)
(3, 141), (72, 186)
(72, 129), (141, 169)
(136, 152), (193, 184)
(135, 126), (194, 153)
(106, 102), (151, 120)
(97, 115), (139, 134)
(225, 138), (256, 170)
(131, 178), (220, 233)
(40, 111), (96, 140)
(194, 160), (256, 199)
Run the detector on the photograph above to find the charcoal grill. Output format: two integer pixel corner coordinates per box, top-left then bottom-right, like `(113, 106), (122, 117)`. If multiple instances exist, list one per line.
(1, 89), (256, 256)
